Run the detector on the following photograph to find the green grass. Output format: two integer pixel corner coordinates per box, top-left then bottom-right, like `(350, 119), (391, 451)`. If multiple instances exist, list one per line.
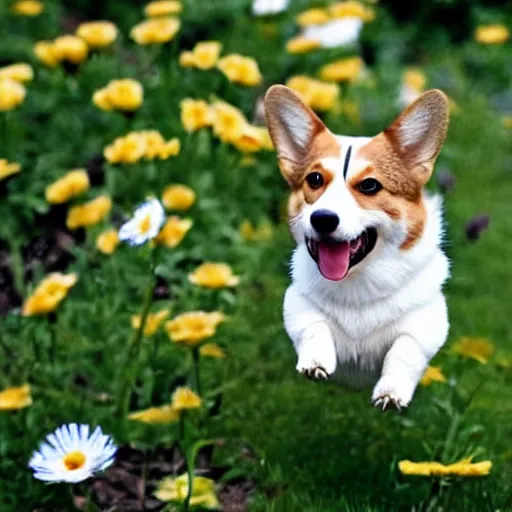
(0, 1), (511, 511)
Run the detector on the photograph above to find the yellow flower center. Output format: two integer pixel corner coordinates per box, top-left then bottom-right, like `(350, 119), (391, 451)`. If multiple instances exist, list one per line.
(63, 451), (86, 471)
(139, 214), (152, 235)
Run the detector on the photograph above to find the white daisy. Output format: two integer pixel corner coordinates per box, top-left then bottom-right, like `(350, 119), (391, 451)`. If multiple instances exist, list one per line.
(119, 198), (165, 246)
(29, 423), (117, 483)
(252, 0), (290, 16)
(302, 18), (363, 48)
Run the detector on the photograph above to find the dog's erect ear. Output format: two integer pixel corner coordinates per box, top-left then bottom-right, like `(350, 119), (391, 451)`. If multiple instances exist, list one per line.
(385, 89), (449, 184)
(264, 85), (331, 185)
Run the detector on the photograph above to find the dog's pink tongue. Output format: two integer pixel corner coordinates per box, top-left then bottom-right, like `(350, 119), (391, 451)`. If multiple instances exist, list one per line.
(317, 241), (351, 281)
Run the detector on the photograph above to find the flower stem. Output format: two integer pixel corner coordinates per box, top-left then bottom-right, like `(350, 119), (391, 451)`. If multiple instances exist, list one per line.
(192, 347), (201, 396)
(116, 274), (155, 418)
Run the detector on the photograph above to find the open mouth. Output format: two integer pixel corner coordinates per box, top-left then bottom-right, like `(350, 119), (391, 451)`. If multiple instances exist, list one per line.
(306, 227), (378, 281)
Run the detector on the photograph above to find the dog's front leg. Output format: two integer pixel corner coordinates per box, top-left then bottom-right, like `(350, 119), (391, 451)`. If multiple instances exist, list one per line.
(284, 285), (337, 381)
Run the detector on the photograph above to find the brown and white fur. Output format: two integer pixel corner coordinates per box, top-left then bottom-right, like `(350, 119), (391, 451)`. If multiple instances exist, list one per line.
(264, 85), (450, 410)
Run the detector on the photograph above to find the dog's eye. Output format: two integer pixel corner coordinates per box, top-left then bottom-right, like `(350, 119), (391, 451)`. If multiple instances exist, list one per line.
(358, 178), (382, 195)
(306, 172), (324, 189)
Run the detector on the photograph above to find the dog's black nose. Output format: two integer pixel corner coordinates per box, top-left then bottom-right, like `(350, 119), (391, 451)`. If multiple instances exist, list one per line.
(310, 209), (339, 234)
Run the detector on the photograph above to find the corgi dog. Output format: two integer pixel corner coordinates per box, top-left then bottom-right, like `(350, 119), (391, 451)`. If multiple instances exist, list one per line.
(264, 86), (450, 410)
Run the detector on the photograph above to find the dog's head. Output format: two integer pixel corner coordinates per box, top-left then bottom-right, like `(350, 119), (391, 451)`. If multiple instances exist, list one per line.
(264, 85), (449, 281)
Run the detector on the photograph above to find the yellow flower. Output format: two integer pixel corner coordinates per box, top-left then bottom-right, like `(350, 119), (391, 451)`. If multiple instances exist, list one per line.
(130, 17), (181, 45)
(45, 169), (90, 204)
(180, 98), (214, 132)
(162, 184), (196, 211)
(158, 138), (181, 159)
(179, 51), (196, 67)
(145, 0), (183, 17)
(399, 457), (492, 477)
(34, 41), (59, 67)
(0, 384), (32, 410)
(286, 36), (321, 54)
(22, 273), (78, 316)
(475, 24), (509, 45)
(155, 216), (193, 248)
(155, 474), (219, 509)
(93, 78), (144, 112)
(286, 75), (339, 111)
(131, 309), (170, 336)
(188, 262), (240, 288)
(232, 124), (273, 153)
(319, 56), (363, 82)
(200, 343), (226, 359)
(104, 133), (147, 164)
(129, 404), (180, 424)
(239, 219), (273, 242)
(76, 21), (118, 49)
(296, 8), (330, 27)
(403, 68), (426, 92)
(172, 387), (202, 410)
(66, 195), (112, 230)
(96, 229), (119, 255)
(217, 54), (262, 87)
(420, 366), (447, 387)
(0, 63), (33, 83)
(504, 117), (512, 129)
(12, 0), (44, 16)
(179, 41), (222, 70)
(329, 1), (375, 22)
(52, 35), (89, 64)
(0, 159), (21, 181)
(211, 101), (248, 143)
(139, 130), (165, 159)
(0, 78), (26, 111)
(165, 311), (226, 346)
(452, 337), (495, 364)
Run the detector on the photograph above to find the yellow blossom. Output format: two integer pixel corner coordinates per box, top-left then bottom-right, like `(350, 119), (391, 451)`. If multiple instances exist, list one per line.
(22, 273), (78, 316)
(165, 311), (226, 346)
(162, 184), (196, 211)
(319, 56), (363, 82)
(130, 17), (181, 45)
(504, 117), (512, 129)
(200, 343), (226, 359)
(180, 98), (214, 132)
(96, 229), (119, 255)
(329, 1), (375, 22)
(0, 384), (32, 410)
(286, 75), (339, 111)
(239, 219), (273, 242)
(217, 54), (262, 87)
(52, 35), (89, 64)
(286, 36), (321, 54)
(452, 337), (495, 364)
(155, 474), (219, 509)
(145, 0), (183, 17)
(475, 24), (509, 45)
(76, 21), (118, 49)
(45, 169), (90, 204)
(140, 130), (166, 159)
(399, 457), (492, 477)
(158, 138), (181, 159)
(104, 133), (147, 164)
(172, 387), (202, 410)
(420, 366), (447, 387)
(296, 8), (330, 27)
(34, 41), (59, 67)
(0, 63), (33, 83)
(93, 78), (144, 112)
(188, 262), (240, 288)
(129, 404), (180, 424)
(131, 309), (170, 336)
(66, 195), (112, 230)
(12, 0), (44, 16)
(211, 101), (248, 143)
(0, 78), (26, 111)
(403, 68), (426, 92)
(232, 124), (273, 153)
(179, 51), (196, 67)
(155, 216), (193, 248)
(0, 159), (21, 181)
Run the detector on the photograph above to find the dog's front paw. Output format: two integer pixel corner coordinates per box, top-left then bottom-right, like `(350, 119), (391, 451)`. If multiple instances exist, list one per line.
(372, 376), (414, 412)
